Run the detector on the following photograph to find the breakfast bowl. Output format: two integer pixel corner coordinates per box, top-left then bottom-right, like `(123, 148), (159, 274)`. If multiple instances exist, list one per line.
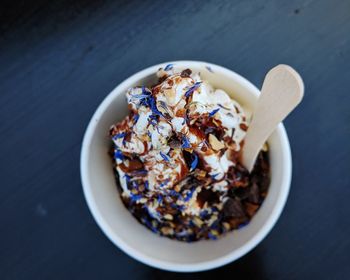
(80, 61), (292, 272)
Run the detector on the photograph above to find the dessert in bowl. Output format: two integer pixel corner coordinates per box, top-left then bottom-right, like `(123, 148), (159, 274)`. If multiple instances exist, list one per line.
(80, 61), (291, 271)
(109, 65), (270, 241)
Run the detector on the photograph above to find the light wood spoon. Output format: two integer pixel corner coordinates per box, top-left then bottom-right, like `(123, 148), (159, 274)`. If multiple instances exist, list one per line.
(241, 64), (304, 172)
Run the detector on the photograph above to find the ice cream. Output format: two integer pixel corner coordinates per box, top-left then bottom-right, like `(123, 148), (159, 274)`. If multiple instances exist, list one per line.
(109, 65), (270, 241)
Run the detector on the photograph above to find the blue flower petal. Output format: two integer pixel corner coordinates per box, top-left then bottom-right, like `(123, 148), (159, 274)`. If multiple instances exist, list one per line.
(112, 132), (126, 140)
(148, 95), (164, 117)
(178, 205), (185, 211)
(205, 66), (214, 73)
(133, 114), (139, 123)
(208, 232), (218, 240)
(181, 136), (191, 148)
(164, 64), (174, 71)
(209, 108), (220, 117)
(124, 174), (131, 183)
(159, 179), (170, 187)
(200, 210), (209, 219)
(114, 149), (124, 160)
(184, 187), (195, 202)
(190, 153), (198, 171)
(160, 151), (170, 162)
(185, 82), (201, 98)
(133, 170), (148, 176)
(238, 221), (249, 229)
(130, 194), (142, 202)
(169, 190), (179, 197)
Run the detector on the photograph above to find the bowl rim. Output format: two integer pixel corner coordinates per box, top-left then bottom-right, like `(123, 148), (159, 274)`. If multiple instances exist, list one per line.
(80, 60), (292, 272)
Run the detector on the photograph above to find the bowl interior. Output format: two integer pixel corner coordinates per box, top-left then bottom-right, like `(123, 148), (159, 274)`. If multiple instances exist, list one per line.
(81, 61), (291, 272)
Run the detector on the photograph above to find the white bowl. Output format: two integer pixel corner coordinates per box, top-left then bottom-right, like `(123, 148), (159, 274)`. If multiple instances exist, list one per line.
(80, 61), (292, 272)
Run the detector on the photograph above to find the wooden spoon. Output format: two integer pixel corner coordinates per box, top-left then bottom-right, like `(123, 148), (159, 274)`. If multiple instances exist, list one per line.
(241, 64), (304, 172)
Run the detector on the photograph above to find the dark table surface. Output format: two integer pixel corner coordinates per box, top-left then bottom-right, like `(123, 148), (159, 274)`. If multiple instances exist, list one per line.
(1, 0), (349, 279)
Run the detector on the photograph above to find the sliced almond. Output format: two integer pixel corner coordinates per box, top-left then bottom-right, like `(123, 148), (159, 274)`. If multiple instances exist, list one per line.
(194, 169), (207, 178)
(160, 227), (174, 235)
(164, 214), (173, 220)
(212, 119), (221, 127)
(222, 222), (231, 230)
(262, 142), (269, 152)
(193, 217), (204, 226)
(209, 134), (225, 151)
(225, 141), (237, 150)
(174, 184), (181, 192)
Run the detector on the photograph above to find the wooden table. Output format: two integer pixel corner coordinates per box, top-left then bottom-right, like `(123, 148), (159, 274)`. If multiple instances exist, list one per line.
(1, 0), (349, 279)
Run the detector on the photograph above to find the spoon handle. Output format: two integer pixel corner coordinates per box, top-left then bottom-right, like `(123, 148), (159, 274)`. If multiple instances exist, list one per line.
(241, 64), (304, 172)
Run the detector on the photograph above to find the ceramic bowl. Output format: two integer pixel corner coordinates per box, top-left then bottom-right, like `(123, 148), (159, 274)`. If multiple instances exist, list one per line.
(80, 61), (292, 272)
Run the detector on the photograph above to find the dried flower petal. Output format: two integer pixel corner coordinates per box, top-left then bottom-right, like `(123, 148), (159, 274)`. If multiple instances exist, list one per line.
(185, 82), (201, 98)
